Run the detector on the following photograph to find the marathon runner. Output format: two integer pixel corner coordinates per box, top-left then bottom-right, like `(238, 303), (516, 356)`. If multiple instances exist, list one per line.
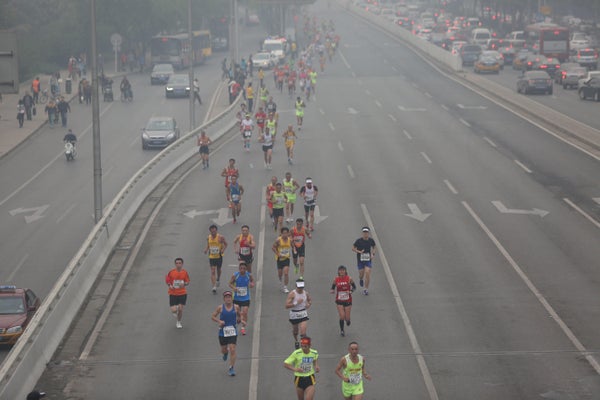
(299, 178), (318, 231)
(226, 175), (244, 223)
(233, 224), (256, 273)
(165, 257), (190, 329)
(283, 336), (319, 400)
(352, 227), (376, 295)
(228, 262), (254, 335)
(334, 341), (372, 400)
(211, 291), (241, 376)
(285, 278), (312, 349)
(283, 171), (300, 221)
(204, 224), (228, 293)
(221, 158), (239, 202)
(291, 218), (311, 277)
(330, 265), (356, 336)
(273, 226), (293, 293)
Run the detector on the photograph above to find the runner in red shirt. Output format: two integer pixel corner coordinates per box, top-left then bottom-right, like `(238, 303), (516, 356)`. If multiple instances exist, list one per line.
(221, 158), (239, 202)
(165, 257), (191, 329)
(255, 107), (267, 135)
(330, 265), (356, 337)
(291, 218), (311, 277)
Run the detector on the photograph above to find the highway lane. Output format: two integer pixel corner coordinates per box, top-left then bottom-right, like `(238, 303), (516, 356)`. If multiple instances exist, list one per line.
(37, 2), (600, 399)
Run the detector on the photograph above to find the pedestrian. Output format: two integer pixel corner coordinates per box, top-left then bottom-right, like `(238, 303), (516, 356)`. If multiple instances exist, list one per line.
(57, 97), (71, 127)
(45, 100), (57, 128)
(197, 130), (211, 169)
(285, 278), (312, 349)
(31, 77), (41, 104)
(193, 78), (202, 105)
(246, 82), (254, 112)
(228, 261), (254, 335)
(22, 92), (34, 120)
(248, 54), (254, 77)
(228, 78), (240, 105)
(330, 265), (356, 336)
(211, 290), (240, 376)
(165, 257), (190, 329)
(204, 224), (228, 294)
(283, 336), (319, 400)
(334, 341), (372, 400)
(83, 80), (92, 105)
(352, 227), (376, 295)
(17, 100), (25, 128)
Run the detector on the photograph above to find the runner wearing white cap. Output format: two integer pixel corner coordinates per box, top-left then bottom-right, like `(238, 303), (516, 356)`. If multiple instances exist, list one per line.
(285, 278), (312, 349)
(299, 178), (318, 231)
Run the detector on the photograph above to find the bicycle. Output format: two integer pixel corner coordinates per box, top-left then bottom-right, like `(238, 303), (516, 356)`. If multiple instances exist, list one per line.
(39, 89), (49, 104)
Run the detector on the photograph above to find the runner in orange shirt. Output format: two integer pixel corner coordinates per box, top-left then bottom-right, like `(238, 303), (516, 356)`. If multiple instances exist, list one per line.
(165, 257), (191, 329)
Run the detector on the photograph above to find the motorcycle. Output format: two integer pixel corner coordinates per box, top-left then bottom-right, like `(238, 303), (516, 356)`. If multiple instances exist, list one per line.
(64, 141), (76, 161)
(120, 87), (133, 102)
(103, 83), (114, 102)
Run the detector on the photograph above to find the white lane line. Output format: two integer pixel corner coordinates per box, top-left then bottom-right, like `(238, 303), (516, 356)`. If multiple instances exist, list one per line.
(483, 137), (497, 148)
(0, 103), (114, 209)
(388, 114), (397, 122)
(328, 122), (335, 132)
(338, 141), (344, 152)
(462, 201), (600, 374)
(6, 254), (29, 282)
(563, 198), (600, 228)
(424, 92), (432, 98)
(340, 50), (351, 69)
(593, 197), (600, 205)
(441, 104), (449, 111)
(459, 118), (471, 127)
(403, 129), (412, 140)
(420, 152), (432, 164)
(248, 187), (267, 400)
(361, 204), (439, 400)
(347, 164), (355, 179)
(319, 108), (325, 115)
(351, 71), (357, 78)
(56, 203), (77, 223)
(365, 89), (371, 96)
(375, 100), (382, 108)
(514, 160), (532, 173)
(444, 179), (458, 195)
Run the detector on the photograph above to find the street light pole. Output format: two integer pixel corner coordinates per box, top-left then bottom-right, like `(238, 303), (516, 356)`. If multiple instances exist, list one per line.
(91, 0), (103, 223)
(188, 0), (195, 131)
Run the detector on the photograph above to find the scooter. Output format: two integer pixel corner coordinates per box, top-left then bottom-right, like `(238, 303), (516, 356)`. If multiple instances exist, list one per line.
(64, 141), (76, 161)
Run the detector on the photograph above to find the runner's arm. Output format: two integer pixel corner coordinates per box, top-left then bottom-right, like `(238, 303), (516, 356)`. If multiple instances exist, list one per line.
(334, 357), (348, 381)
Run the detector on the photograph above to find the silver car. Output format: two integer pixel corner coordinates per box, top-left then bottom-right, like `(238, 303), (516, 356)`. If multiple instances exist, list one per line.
(252, 52), (277, 70)
(150, 64), (174, 85)
(141, 116), (180, 149)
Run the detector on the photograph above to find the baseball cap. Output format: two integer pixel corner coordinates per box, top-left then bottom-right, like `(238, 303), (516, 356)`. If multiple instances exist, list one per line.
(362, 227), (370, 232)
(223, 291), (233, 297)
(27, 391), (46, 400)
(305, 178), (313, 183)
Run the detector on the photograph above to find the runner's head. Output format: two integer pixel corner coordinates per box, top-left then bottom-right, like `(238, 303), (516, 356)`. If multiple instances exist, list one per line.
(337, 265), (347, 276)
(223, 291), (233, 301)
(295, 278), (305, 291)
(285, 172), (292, 179)
(275, 182), (283, 192)
(300, 336), (311, 350)
(305, 178), (313, 187)
(295, 217), (304, 227)
(228, 158), (236, 166)
(174, 257), (184, 270)
(361, 226), (370, 238)
(271, 176), (278, 184)
(280, 226), (289, 236)
(238, 262), (247, 272)
(241, 225), (249, 234)
(209, 224), (218, 234)
(348, 341), (359, 354)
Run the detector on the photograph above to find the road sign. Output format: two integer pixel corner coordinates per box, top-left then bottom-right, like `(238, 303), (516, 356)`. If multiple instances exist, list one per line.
(110, 33), (122, 47)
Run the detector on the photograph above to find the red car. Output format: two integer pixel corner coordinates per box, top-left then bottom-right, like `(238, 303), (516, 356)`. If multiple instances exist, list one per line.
(0, 285), (40, 345)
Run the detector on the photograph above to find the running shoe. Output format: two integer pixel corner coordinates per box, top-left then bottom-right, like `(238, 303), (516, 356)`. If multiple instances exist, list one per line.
(359, 279), (364, 287)
(241, 326), (246, 335)
(223, 352), (228, 361)
(363, 289), (369, 295)
(283, 285), (289, 293)
(294, 265), (299, 275)
(176, 321), (182, 329)
(212, 286), (217, 294)
(340, 331), (345, 337)
(228, 366), (236, 376)
(295, 341), (300, 349)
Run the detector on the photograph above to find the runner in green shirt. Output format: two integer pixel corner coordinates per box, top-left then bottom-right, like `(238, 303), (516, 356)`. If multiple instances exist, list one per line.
(284, 336), (320, 400)
(334, 341), (372, 399)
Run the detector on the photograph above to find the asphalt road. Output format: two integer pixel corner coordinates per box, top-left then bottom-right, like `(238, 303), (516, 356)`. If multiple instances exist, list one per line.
(35, 2), (600, 399)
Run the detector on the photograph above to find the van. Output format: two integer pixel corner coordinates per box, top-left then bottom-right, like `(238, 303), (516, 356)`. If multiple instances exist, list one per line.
(471, 28), (491, 46)
(507, 31), (525, 48)
(262, 38), (285, 63)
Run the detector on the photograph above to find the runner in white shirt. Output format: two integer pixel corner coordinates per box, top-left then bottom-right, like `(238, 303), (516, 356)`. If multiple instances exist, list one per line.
(240, 114), (254, 151)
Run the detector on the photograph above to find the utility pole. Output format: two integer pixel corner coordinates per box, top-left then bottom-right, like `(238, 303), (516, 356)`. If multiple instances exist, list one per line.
(91, 0), (103, 223)
(188, 0), (195, 131)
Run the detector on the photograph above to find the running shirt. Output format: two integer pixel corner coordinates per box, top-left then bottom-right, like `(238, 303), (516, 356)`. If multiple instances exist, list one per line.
(233, 272), (251, 301)
(262, 131), (274, 147)
(241, 119), (253, 137)
(218, 304), (238, 337)
(284, 348), (319, 377)
(165, 268), (190, 296)
(267, 184), (277, 207)
(255, 111), (266, 127)
(334, 275), (352, 303)
(300, 185), (317, 206)
(271, 191), (286, 209)
(266, 119), (277, 136)
(229, 182), (241, 203)
(289, 290), (308, 319)
(342, 354), (364, 389)
(283, 179), (297, 201)
(223, 166), (239, 187)
(276, 236), (292, 260)
(237, 234), (254, 258)
(292, 226), (307, 248)
(208, 234), (225, 259)
(353, 237), (376, 263)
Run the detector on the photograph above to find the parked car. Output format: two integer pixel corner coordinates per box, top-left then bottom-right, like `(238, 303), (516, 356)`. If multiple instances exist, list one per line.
(474, 55), (500, 73)
(460, 44), (482, 66)
(517, 70), (553, 95)
(150, 63), (174, 85)
(141, 116), (180, 149)
(570, 48), (599, 70)
(0, 285), (40, 345)
(578, 77), (600, 101)
(165, 74), (190, 98)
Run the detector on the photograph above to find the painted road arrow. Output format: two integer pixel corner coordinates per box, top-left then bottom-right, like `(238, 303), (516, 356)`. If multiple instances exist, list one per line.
(313, 205), (328, 225)
(9, 205), (49, 223)
(184, 209), (219, 219)
(492, 201), (549, 217)
(457, 104), (487, 110)
(211, 207), (233, 226)
(404, 203), (431, 222)
(398, 105), (427, 112)
(347, 107), (358, 114)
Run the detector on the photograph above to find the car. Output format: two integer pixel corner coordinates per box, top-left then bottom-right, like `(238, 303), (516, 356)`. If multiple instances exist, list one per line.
(0, 285), (40, 345)
(165, 74), (190, 98)
(212, 37), (228, 52)
(578, 71), (600, 89)
(512, 49), (530, 70)
(570, 48), (599, 70)
(481, 50), (504, 68)
(150, 63), (175, 85)
(521, 54), (546, 71)
(141, 116), (180, 149)
(460, 44), (482, 66)
(559, 65), (587, 88)
(570, 32), (590, 50)
(252, 52), (277, 70)
(498, 46), (516, 65)
(554, 62), (580, 84)
(578, 77), (600, 101)
(451, 40), (467, 54)
(474, 55), (500, 73)
(517, 70), (553, 95)
(535, 56), (561, 78)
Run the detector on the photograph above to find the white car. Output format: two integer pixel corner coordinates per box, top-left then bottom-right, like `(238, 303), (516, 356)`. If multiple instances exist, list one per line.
(578, 70), (600, 89)
(252, 52), (277, 70)
(570, 32), (590, 50)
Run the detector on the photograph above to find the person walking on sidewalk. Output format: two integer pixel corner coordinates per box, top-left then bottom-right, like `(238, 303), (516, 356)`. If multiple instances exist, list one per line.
(17, 100), (25, 128)
(31, 77), (41, 104)
(193, 78), (203, 105)
(57, 96), (71, 127)
(22, 92), (34, 120)
(45, 99), (57, 128)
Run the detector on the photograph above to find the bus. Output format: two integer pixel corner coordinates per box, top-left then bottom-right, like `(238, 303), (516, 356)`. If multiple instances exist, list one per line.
(150, 30), (211, 69)
(524, 23), (570, 61)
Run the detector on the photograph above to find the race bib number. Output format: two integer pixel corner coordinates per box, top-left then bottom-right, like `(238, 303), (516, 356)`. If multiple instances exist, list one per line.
(289, 309), (308, 320)
(300, 362), (313, 373)
(280, 247), (291, 257)
(243, 131), (252, 138)
(338, 291), (350, 301)
(348, 373), (361, 384)
(227, 176), (233, 183)
(210, 246), (220, 255)
(172, 279), (184, 289)
(276, 197), (284, 205)
(223, 325), (236, 337)
(240, 247), (250, 255)
(360, 252), (371, 262)
(294, 236), (303, 245)
(237, 286), (248, 297)
(232, 194), (240, 201)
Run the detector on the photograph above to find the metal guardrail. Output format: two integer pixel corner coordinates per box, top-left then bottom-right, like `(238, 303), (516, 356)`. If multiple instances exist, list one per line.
(0, 83), (242, 400)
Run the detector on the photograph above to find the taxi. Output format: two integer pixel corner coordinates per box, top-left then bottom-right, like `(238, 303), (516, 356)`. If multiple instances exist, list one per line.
(0, 285), (40, 345)
(474, 55), (500, 74)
